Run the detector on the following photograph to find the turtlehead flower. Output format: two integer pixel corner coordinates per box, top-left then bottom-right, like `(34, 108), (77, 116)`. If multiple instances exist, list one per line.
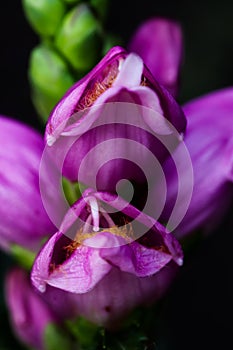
(5, 268), (58, 350)
(45, 46), (186, 191)
(0, 116), (62, 252)
(152, 88), (233, 238)
(31, 188), (183, 326)
(128, 18), (183, 98)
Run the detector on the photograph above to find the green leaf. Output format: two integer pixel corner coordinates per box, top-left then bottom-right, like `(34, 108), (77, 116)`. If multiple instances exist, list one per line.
(62, 177), (83, 206)
(11, 245), (36, 270)
(44, 323), (75, 350)
(65, 317), (101, 349)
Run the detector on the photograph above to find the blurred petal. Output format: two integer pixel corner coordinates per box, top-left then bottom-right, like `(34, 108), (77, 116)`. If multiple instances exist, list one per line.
(66, 263), (179, 327)
(128, 18), (183, 97)
(153, 88), (233, 237)
(5, 268), (58, 350)
(0, 116), (57, 252)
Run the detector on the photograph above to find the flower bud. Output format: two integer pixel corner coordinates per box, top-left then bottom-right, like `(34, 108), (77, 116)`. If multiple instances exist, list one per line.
(45, 46), (186, 192)
(22, 0), (66, 37)
(0, 116), (58, 252)
(5, 268), (58, 350)
(66, 263), (179, 327)
(152, 88), (233, 238)
(29, 45), (75, 123)
(31, 188), (183, 326)
(128, 18), (184, 97)
(55, 4), (103, 71)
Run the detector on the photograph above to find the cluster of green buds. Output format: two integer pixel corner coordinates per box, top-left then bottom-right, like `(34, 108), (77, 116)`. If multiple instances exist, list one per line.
(22, 0), (120, 123)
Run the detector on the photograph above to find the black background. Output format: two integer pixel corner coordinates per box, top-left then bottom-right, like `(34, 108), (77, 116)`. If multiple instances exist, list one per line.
(0, 1), (233, 349)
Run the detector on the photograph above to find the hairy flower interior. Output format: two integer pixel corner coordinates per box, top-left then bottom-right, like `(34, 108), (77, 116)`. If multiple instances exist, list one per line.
(61, 195), (136, 259)
(49, 194), (171, 275)
(74, 57), (150, 112)
(74, 59), (121, 112)
(63, 220), (134, 260)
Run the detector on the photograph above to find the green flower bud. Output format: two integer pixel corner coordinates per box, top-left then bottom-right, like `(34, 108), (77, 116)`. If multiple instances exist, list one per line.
(22, 0), (66, 37)
(55, 4), (103, 71)
(29, 45), (75, 122)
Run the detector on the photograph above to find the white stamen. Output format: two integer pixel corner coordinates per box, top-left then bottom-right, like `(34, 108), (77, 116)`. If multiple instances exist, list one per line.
(46, 134), (56, 146)
(118, 58), (124, 72)
(88, 197), (100, 232)
(177, 257), (183, 266)
(99, 207), (115, 227)
(38, 282), (46, 293)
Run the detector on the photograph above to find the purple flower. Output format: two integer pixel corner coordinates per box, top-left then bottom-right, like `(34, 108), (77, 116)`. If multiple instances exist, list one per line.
(152, 88), (233, 238)
(0, 116), (59, 252)
(5, 268), (58, 350)
(31, 188), (183, 326)
(44, 46), (186, 191)
(128, 18), (183, 98)
(58, 262), (179, 328)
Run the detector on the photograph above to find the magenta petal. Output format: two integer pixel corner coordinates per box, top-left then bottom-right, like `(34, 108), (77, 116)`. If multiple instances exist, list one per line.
(31, 231), (112, 294)
(46, 47), (186, 144)
(31, 189), (183, 296)
(44, 46), (186, 192)
(45, 46), (127, 144)
(65, 264), (179, 327)
(99, 233), (173, 277)
(5, 268), (58, 350)
(0, 116), (56, 252)
(47, 246), (112, 293)
(155, 88), (233, 237)
(45, 103), (179, 189)
(93, 191), (184, 267)
(128, 17), (183, 97)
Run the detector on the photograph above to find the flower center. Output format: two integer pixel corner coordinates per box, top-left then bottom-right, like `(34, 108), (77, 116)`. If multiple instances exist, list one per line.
(74, 55), (150, 112)
(64, 195), (134, 255)
(75, 59), (122, 112)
